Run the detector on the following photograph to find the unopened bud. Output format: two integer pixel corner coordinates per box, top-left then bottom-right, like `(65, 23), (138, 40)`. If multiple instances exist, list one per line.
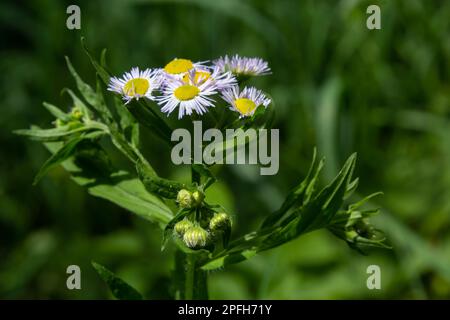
(177, 189), (194, 208)
(183, 226), (209, 249)
(209, 213), (231, 232)
(174, 219), (193, 237)
(192, 190), (204, 207)
(71, 107), (83, 120)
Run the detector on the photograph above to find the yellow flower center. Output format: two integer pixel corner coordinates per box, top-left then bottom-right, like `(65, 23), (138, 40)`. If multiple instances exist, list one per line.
(174, 85), (200, 101)
(234, 98), (257, 115)
(183, 70), (211, 84)
(164, 58), (194, 74)
(123, 78), (150, 97)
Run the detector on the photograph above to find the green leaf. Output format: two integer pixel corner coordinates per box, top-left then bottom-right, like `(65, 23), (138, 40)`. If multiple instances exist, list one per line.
(43, 142), (173, 226)
(192, 164), (216, 190)
(14, 125), (98, 142)
(114, 97), (136, 129)
(261, 148), (321, 228)
(200, 228), (278, 271)
(88, 172), (173, 226)
(92, 261), (143, 300)
(200, 152), (388, 270)
(81, 37), (111, 85)
(113, 97), (140, 147)
(42, 102), (71, 121)
(261, 153), (357, 249)
(63, 88), (92, 119)
(95, 76), (115, 125)
(65, 56), (113, 123)
(33, 136), (87, 185)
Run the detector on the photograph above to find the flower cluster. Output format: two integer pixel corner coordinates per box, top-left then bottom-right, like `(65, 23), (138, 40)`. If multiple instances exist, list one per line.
(171, 188), (232, 249)
(174, 212), (232, 249)
(108, 55), (272, 119)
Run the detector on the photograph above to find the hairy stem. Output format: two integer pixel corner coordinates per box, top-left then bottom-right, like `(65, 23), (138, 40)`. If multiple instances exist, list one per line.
(174, 250), (208, 300)
(185, 253), (208, 300)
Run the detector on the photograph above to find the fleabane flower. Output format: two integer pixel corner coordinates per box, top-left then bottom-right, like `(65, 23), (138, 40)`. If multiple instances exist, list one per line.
(213, 55), (271, 77)
(222, 86), (271, 117)
(108, 67), (161, 103)
(157, 69), (218, 119)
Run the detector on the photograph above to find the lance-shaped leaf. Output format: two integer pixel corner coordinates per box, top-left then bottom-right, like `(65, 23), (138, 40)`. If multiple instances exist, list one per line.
(261, 148), (322, 228)
(200, 153), (389, 271)
(92, 261), (143, 300)
(42, 102), (71, 121)
(65, 56), (114, 124)
(81, 37), (111, 85)
(33, 131), (105, 185)
(260, 154), (357, 250)
(192, 164), (216, 190)
(14, 124), (100, 142)
(63, 88), (93, 120)
(43, 142), (173, 227)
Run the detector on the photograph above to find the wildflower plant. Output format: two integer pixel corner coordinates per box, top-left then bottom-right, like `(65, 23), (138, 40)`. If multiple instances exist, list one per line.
(16, 38), (390, 300)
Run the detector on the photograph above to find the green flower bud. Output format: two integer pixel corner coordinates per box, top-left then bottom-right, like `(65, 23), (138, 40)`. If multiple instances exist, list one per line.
(192, 190), (204, 207)
(71, 107), (83, 120)
(183, 226), (209, 249)
(209, 213), (231, 232)
(174, 219), (193, 237)
(177, 189), (194, 208)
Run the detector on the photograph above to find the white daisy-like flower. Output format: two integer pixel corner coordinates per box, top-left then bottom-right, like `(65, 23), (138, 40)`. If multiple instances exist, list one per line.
(213, 55), (271, 77)
(157, 69), (218, 119)
(108, 67), (161, 103)
(221, 86), (271, 117)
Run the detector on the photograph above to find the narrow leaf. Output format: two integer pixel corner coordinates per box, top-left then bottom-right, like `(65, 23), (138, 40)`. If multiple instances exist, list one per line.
(92, 261), (143, 300)
(33, 136), (85, 185)
(42, 102), (71, 121)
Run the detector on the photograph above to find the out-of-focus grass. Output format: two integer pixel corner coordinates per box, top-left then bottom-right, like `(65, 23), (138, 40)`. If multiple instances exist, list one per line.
(0, 0), (449, 299)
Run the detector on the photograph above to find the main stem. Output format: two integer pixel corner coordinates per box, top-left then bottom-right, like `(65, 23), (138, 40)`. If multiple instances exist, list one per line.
(180, 166), (208, 300)
(184, 253), (208, 299)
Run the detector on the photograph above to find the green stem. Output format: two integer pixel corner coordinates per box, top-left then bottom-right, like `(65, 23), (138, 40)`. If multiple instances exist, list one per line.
(176, 166), (208, 300)
(184, 253), (208, 300)
(174, 250), (208, 300)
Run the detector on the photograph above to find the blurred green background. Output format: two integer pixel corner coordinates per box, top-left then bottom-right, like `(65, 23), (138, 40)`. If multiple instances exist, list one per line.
(1, 0), (449, 299)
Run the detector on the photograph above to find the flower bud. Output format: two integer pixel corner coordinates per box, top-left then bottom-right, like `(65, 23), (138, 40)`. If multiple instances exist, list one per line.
(174, 219), (193, 237)
(183, 226), (209, 249)
(192, 190), (204, 207)
(177, 189), (194, 208)
(71, 107), (83, 120)
(209, 212), (231, 232)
